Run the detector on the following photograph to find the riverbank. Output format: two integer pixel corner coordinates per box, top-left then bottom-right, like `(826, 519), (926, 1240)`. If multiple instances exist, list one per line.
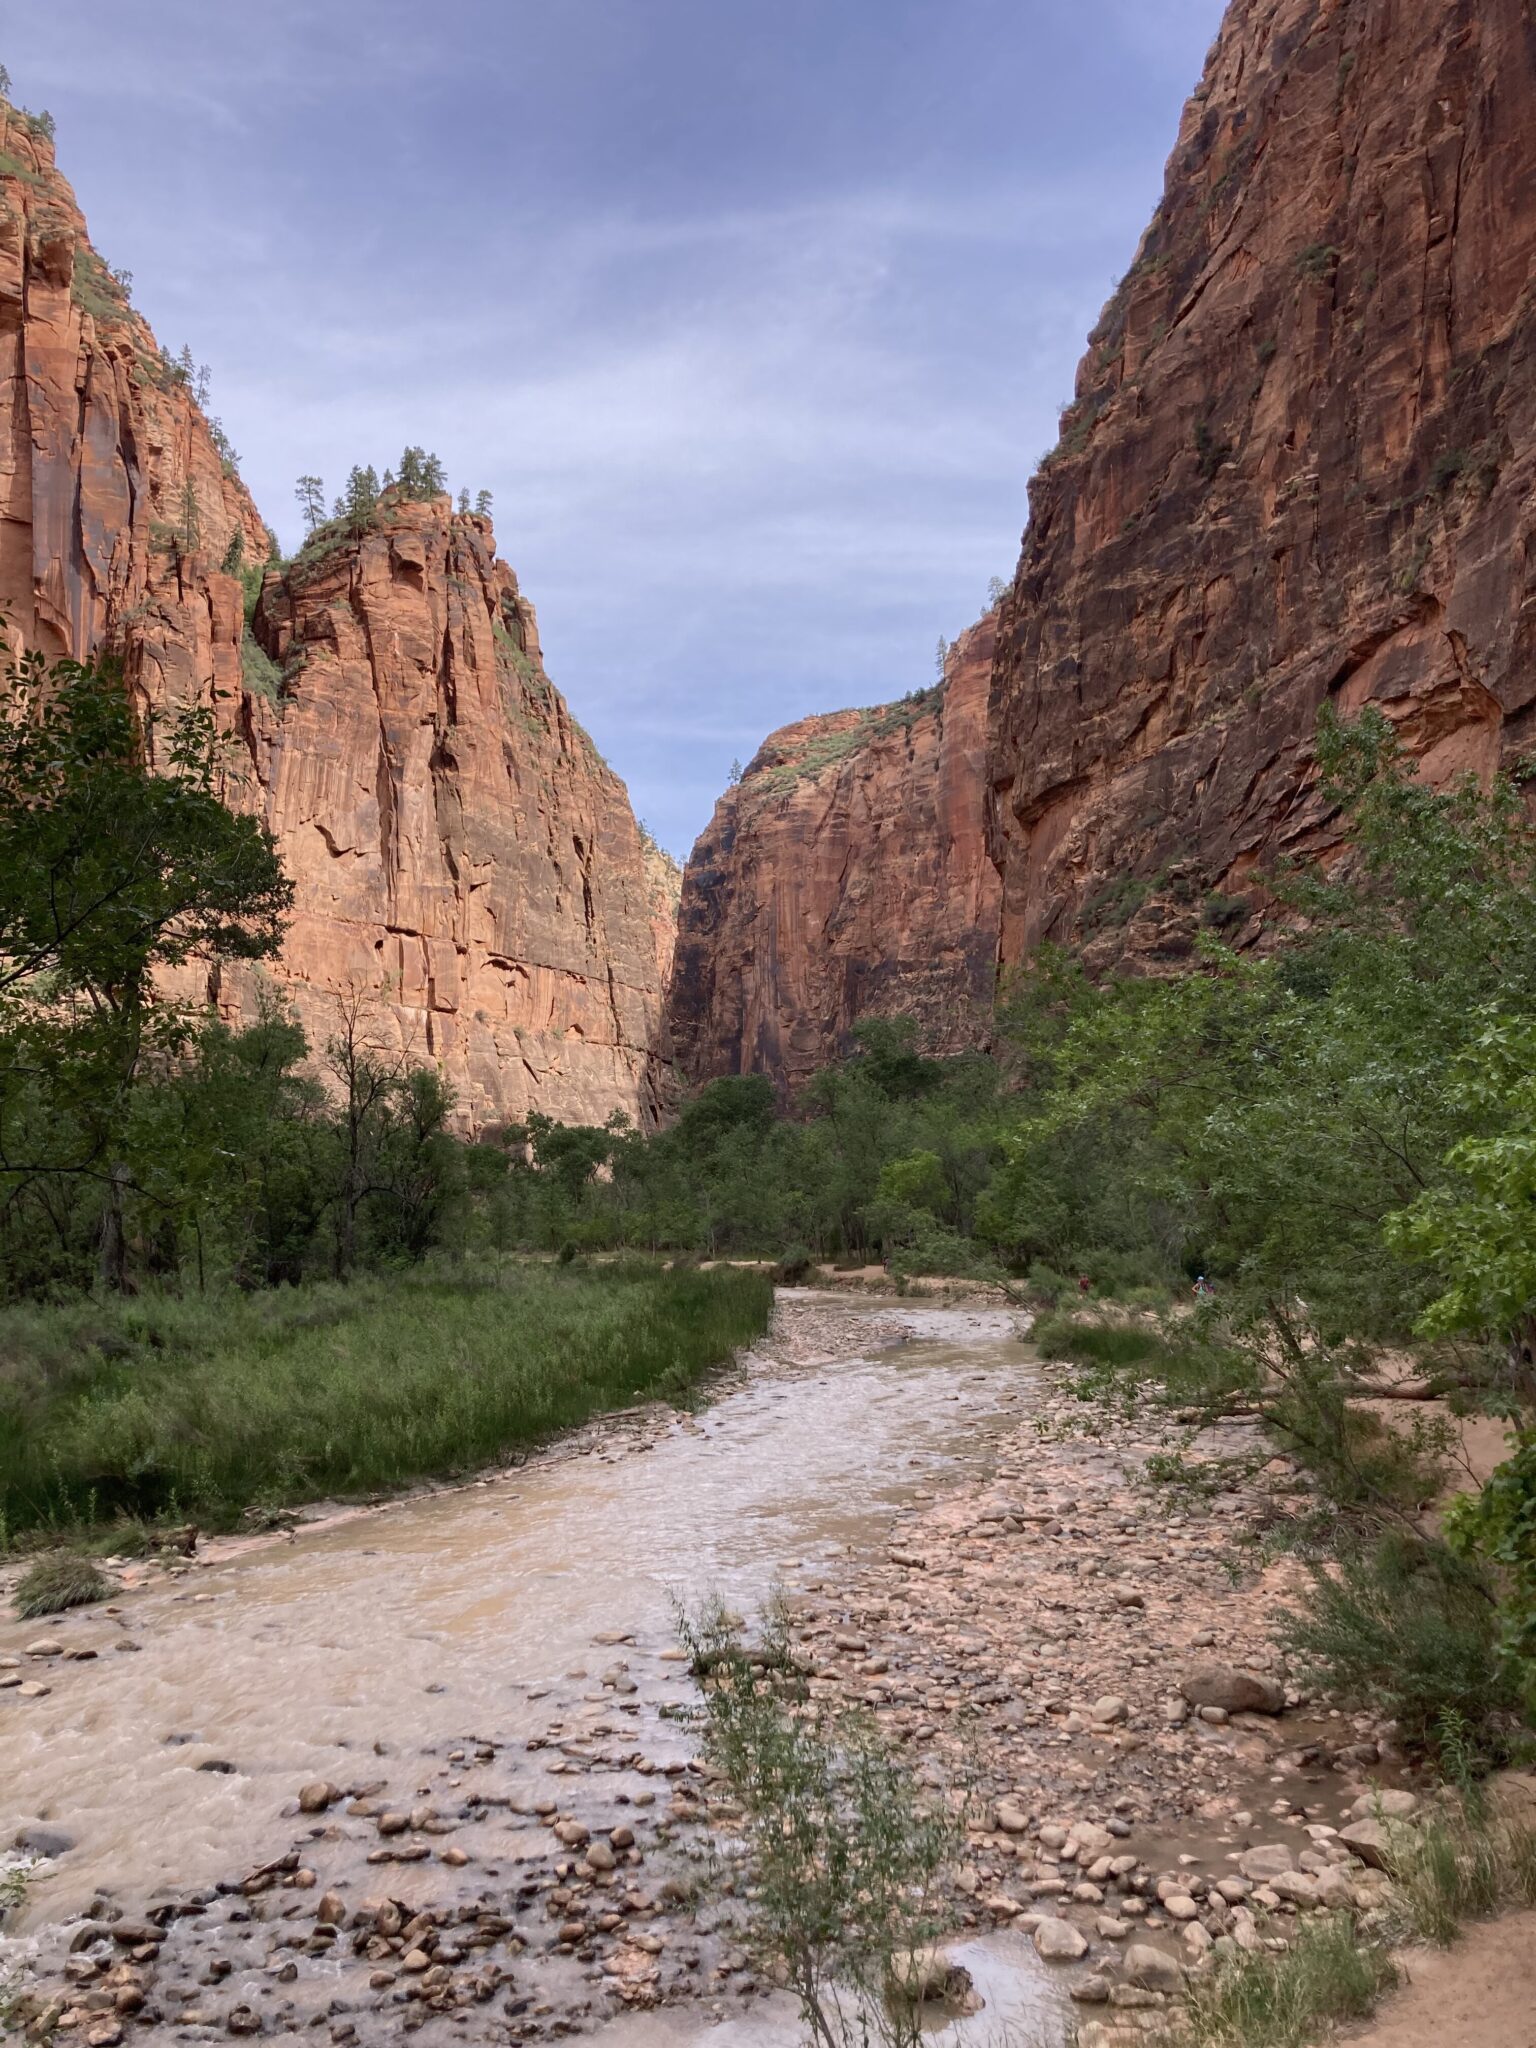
(0, 1292), (1510, 2048)
(0, 1262), (772, 1549)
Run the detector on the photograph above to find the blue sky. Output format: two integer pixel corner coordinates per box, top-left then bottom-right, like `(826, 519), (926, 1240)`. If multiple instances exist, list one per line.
(7, 0), (1225, 861)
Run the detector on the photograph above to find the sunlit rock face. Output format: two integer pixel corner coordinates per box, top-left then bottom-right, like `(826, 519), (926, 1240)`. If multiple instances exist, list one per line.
(988, 0), (1536, 972)
(0, 114), (676, 1130)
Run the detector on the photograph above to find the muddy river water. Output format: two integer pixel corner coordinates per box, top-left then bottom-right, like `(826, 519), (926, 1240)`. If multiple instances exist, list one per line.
(2, 1294), (1079, 2044)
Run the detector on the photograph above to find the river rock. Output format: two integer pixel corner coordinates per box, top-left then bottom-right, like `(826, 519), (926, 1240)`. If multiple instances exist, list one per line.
(1269, 1871), (1320, 1906)
(888, 1946), (974, 2006)
(14, 1826), (74, 1858)
(298, 1781), (338, 1814)
(1348, 1789), (1418, 1821)
(1179, 1662), (1285, 1715)
(1122, 1943), (1184, 1993)
(1033, 1917), (1089, 1961)
(994, 1799), (1030, 1833)
(1338, 1818), (1407, 1870)
(1237, 1845), (1294, 1882)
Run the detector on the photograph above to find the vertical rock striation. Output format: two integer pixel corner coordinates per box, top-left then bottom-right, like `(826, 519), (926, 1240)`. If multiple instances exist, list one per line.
(988, 0), (1536, 969)
(243, 502), (678, 1129)
(668, 616), (1001, 1094)
(0, 110), (675, 1129)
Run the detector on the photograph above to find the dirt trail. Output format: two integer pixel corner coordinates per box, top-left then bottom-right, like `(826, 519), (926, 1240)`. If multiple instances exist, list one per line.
(1336, 1912), (1536, 2048)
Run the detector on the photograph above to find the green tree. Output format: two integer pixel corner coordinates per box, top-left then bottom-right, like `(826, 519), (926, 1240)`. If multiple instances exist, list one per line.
(295, 474), (326, 535)
(178, 477), (201, 554)
(337, 465), (380, 537)
(0, 642), (292, 1289)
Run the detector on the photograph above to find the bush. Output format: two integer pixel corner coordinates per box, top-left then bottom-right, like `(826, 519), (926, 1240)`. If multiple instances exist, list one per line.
(773, 1244), (814, 1284)
(1031, 1313), (1164, 1370)
(1280, 1533), (1520, 1760)
(678, 1597), (956, 2048)
(13, 1553), (110, 1618)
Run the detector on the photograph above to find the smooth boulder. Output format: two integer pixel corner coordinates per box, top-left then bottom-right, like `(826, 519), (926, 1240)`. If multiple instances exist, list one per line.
(1179, 1660), (1285, 1715)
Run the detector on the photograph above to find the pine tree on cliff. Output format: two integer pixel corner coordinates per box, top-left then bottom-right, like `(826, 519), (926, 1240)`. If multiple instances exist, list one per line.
(335, 465), (380, 536)
(474, 489), (493, 518)
(295, 475), (326, 535)
(392, 447), (449, 503)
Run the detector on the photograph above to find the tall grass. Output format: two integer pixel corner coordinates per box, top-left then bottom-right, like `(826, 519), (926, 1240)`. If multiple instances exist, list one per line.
(0, 1262), (772, 1541)
(1172, 1913), (1397, 2048)
(1386, 1804), (1536, 1945)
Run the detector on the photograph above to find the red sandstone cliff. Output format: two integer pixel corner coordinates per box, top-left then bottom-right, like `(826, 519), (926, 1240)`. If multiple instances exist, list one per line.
(0, 108), (675, 1129)
(989, 0), (1536, 969)
(242, 502), (677, 1129)
(668, 616), (1001, 1093)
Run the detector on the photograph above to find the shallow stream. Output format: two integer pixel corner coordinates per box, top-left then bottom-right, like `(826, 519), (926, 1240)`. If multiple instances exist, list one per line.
(2, 1292), (1074, 2043)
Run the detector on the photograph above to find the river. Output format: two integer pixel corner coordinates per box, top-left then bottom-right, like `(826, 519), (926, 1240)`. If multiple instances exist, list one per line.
(2, 1291), (1075, 2044)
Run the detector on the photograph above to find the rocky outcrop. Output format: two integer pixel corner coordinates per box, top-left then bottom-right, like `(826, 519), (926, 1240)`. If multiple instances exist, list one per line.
(989, 0), (1536, 970)
(668, 616), (1001, 1093)
(0, 109), (675, 1129)
(0, 109), (267, 688)
(242, 502), (677, 1130)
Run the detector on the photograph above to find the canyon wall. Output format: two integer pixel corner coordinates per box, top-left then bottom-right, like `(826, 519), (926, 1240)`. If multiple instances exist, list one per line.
(668, 615), (1001, 1094)
(989, 0), (1536, 969)
(0, 109), (675, 1130)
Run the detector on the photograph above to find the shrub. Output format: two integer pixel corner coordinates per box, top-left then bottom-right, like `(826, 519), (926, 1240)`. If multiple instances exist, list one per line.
(241, 631), (283, 700)
(1280, 1533), (1519, 1760)
(1031, 1314), (1163, 1370)
(678, 1597), (956, 2048)
(13, 1553), (110, 1619)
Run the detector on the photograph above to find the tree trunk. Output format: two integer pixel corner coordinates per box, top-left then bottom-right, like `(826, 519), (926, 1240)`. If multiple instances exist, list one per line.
(97, 1161), (131, 1292)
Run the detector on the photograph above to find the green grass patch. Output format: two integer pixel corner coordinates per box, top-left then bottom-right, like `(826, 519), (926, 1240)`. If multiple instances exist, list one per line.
(13, 1552), (110, 1618)
(1172, 1912), (1396, 2048)
(1385, 1804), (1536, 1946)
(0, 1262), (772, 1541)
(1030, 1313), (1164, 1369)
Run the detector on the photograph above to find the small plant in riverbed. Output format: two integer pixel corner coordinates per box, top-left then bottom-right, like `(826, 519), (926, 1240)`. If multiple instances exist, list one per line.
(677, 1595), (959, 2048)
(1170, 1911), (1396, 2048)
(13, 1552), (110, 1619)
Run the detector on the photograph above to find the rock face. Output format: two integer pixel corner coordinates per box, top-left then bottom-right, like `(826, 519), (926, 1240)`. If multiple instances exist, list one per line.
(667, 616), (1001, 1093)
(0, 108), (675, 1130)
(989, 0), (1536, 970)
(0, 109), (268, 685)
(243, 504), (678, 1129)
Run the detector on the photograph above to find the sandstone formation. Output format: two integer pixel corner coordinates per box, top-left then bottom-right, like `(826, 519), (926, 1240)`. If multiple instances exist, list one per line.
(243, 503), (678, 1130)
(668, 615), (1001, 1093)
(989, 0), (1536, 969)
(0, 107), (675, 1130)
